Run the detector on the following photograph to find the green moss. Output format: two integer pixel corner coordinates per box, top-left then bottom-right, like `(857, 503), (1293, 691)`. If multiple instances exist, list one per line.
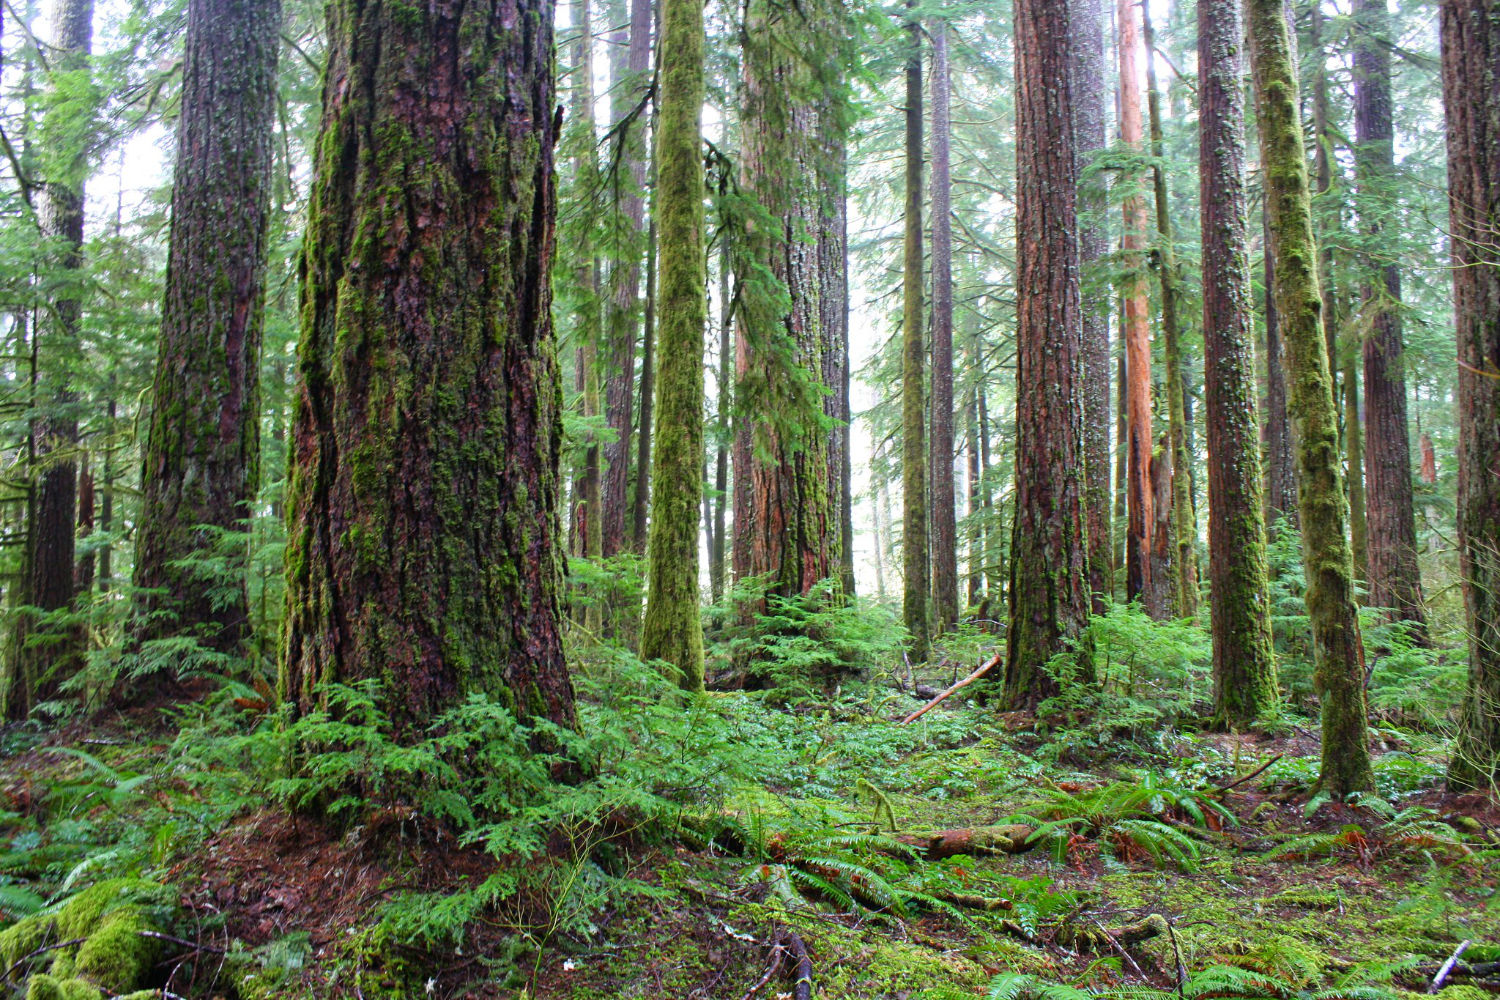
(1, 880), (171, 996)
(73, 910), (158, 990)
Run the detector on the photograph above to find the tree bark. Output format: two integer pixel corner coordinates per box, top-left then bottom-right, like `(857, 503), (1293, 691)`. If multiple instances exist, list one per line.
(1005, 0), (1092, 709)
(632, 220), (657, 555)
(1263, 214), (1299, 531)
(901, 5), (930, 662)
(929, 18), (957, 632)
(1199, 0), (1278, 726)
(640, 0), (708, 690)
(1073, 0), (1110, 616)
(133, 0), (279, 672)
(279, 0), (575, 733)
(1247, 0), (1374, 797)
(1353, 0), (1426, 633)
(710, 238), (730, 605)
(1442, 0), (1500, 790)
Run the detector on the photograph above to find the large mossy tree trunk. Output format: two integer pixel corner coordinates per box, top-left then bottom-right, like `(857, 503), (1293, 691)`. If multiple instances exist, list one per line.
(1199, 0), (1277, 727)
(901, 6), (930, 663)
(1005, 0), (1092, 709)
(133, 0), (280, 671)
(279, 0), (576, 733)
(1073, 0), (1110, 617)
(1442, 0), (1500, 790)
(1353, 0), (1426, 634)
(928, 18), (958, 632)
(1247, 0), (1374, 797)
(3, 0), (93, 721)
(640, 0), (707, 691)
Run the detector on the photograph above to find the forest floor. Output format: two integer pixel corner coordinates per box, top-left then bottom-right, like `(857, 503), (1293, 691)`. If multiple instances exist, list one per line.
(1, 658), (1496, 1000)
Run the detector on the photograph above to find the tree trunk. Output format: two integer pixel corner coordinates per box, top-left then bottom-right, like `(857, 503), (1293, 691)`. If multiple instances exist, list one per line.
(1118, 0), (1155, 615)
(133, 0), (279, 671)
(901, 5), (930, 662)
(633, 219), (657, 554)
(967, 388), (982, 608)
(1199, 0), (1278, 726)
(818, 94), (854, 598)
(4, 0), (93, 720)
(710, 238), (730, 605)
(1074, 0), (1110, 616)
(1005, 0), (1092, 709)
(640, 0), (708, 690)
(1247, 0), (1374, 797)
(601, 0), (653, 557)
(1353, 0), (1426, 633)
(1144, 4), (1197, 618)
(1262, 211), (1299, 530)
(279, 0), (575, 733)
(1442, 0), (1500, 790)
(929, 18), (957, 632)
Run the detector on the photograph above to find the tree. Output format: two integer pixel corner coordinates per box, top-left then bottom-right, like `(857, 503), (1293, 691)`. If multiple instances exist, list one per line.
(1442, 0), (1500, 790)
(279, 0), (575, 733)
(1005, 0), (1092, 709)
(1072, 0), (1110, 615)
(1353, 0), (1426, 632)
(1247, 0), (1374, 797)
(1263, 223), (1299, 531)
(3, 0), (94, 720)
(901, 5), (930, 662)
(640, 0), (708, 691)
(1198, 0), (1277, 726)
(132, 0), (281, 669)
(929, 17), (958, 631)
(1117, 0), (1158, 616)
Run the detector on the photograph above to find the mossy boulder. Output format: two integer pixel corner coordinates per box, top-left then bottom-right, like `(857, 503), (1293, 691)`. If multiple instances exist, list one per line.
(0, 878), (174, 996)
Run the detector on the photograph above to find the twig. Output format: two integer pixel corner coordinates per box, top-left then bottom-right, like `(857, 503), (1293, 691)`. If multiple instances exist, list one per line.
(1095, 921), (1147, 979)
(901, 653), (1002, 724)
(3, 936), (87, 981)
(1166, 916), (1187, 997)
(1430, 939), (1472, 993)
(787, 932), (813, 1000)
(738, 930), (785, 1000)
(1216, 754), (1284, 793)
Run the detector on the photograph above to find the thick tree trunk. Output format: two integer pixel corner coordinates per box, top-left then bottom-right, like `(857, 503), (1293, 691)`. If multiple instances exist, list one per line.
(1005, 0), (1092, 709)
(1073, 0), (1110, 616)
(1442, 0), (1500, 790)
(1199, 0), (1278, 726)
(901, 6), (930, 662)
(640, 0), (708, 690)
(1353, 0), (1426, 633)
(1144, 5), (1197, 618)
(1117, 0), (1156, 615)
(1247, 0), (1374, 797)
(601, 0), (653, 557)
(4, 0), (92, 720)
(279, 0), (575, 733)
(929, 19), (958, 632)
(133, 0), (279, 670)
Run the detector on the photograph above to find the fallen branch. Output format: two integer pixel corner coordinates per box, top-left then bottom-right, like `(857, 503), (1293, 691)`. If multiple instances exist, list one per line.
(891, 824), (1035, 858)
(1412, 959), (1500, 981)
(787, 931), (812, 1000)
(738, 930), (786, 1000)
(1430, 939), (1472, 993)
(1216, 754), (1284, 794)
(901, 653), (1002, 724)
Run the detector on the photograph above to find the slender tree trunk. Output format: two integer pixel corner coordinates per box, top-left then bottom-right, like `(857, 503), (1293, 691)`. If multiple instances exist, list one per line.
(1075, 0), (1111, 616)
(1262, 211), (1299, 529)
(97, 398), (114, 592)
(1006, 0), (1092, 708)
(901, 4), (930, 662)
(710, 238), (731, 603)
(280, 0), (575, 734)
(967, 387), (982, 608)
(1114, 324), (1127, 598)
(1118, 0), (1156, 614)
(1144, 4), (1197, 618)
(133, 0), (279, 672)
(74, 451), (93, 597)
(1200, 0), (1278, 726)
(4, 0), (92, 719)
(1354, 0), (1426, 633)
(640, 0), (707, 690)
(632, 221), (657, 555)
(928, 19), (957, 631)
(976, 370), (999, 600)
(601, 0), (653, 557)
(1442, 0), (1500, 790)
(572, 0), (604, 594)
(874, 468), (890, 604)
(1247, 0), (1374, 797)
(819, 103), (855, 598)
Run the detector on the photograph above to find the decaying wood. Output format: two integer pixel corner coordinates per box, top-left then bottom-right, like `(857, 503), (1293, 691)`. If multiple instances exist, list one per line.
(900, 652), (1002, 724)
(892, 823), (1034, 857)
(787, 931), (812, 1000)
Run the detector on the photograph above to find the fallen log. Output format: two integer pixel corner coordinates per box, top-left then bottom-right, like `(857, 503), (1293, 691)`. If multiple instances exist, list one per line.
(1056, 913), (1169, 951)
(787, 931), (812, 1000)
(901, 653), (1003, 724)
(892, 824), (1035, 858)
